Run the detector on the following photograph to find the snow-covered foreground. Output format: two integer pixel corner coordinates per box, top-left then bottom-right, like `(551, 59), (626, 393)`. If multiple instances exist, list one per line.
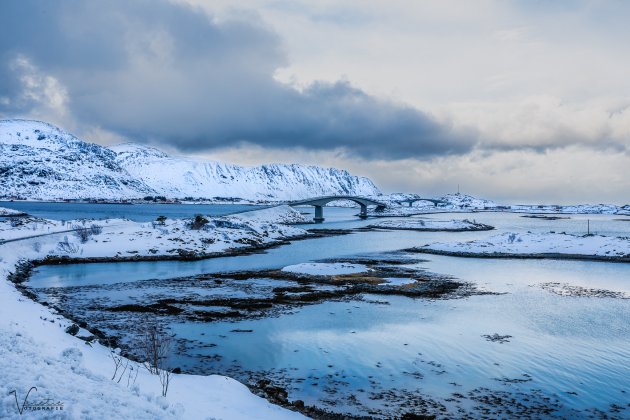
(416, 232), (630, 261)
(281, 262), (371, 276)
(369, 218), (494, 231)
(0, 207), (307, 419)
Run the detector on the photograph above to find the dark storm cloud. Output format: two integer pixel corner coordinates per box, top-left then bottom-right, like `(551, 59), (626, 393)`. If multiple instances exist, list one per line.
(0, 0), (472, 159)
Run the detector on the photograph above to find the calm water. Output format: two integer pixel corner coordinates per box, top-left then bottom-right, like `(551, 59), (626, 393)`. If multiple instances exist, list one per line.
(0, 201), (264, 222)
(25, 205), (630, 417)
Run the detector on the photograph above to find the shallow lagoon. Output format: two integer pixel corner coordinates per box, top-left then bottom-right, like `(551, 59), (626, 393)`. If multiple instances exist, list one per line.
(26, 207), (630, 417)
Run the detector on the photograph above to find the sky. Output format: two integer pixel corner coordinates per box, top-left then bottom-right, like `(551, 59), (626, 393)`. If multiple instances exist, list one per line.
(0, 0), (629, 204)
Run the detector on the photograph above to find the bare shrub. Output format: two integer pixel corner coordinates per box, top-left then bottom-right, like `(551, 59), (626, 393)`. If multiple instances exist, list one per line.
(108, 342), (139, 387)
(73, 225), (91, 243)
(158, 364), (173, 397)
(508, 233), (519, 244)
(89, 224), (103, 235)
(71, 224), (101, 243)
(155, 215), (167, 225)
(57, 236), (79, 253)
(138, 320), (174, 396)
(188, 214), (209, 230)
(32, 241), (42, 252)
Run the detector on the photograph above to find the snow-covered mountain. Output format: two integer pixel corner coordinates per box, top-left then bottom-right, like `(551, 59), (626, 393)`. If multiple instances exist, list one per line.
(0, 119), (380, 201)
(0, 120), (153, 200)
(112, 143), (379, 201)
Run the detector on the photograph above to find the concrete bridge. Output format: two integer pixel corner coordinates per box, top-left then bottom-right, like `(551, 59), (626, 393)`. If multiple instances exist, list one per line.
(395, 198), (444, 207)
(289, 195), (387, 222)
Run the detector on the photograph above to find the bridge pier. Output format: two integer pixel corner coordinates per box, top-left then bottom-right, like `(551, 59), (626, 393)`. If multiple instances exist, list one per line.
(313, 205), (324, 223)
(359, 204), (368, 219)
(289, 195), (388, 223)
(408, 202), (413, 207)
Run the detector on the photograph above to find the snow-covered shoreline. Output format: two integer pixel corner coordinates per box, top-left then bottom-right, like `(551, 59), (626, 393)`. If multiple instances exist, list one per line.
(367, 218), (494, 232)
(0, 206), (27, 217)
(411, 232), (630, 262)
(0, 207), (308, 419)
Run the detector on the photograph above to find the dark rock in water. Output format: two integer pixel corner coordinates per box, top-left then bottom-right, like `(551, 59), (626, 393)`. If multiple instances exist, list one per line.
(65, 323), (80, 336)
(521, 214), (571, 220)
(482, 333), (512, 343)
(402, 413), (436, 420)
(539, 282), (629, 299)
(256, 379), (289, 404)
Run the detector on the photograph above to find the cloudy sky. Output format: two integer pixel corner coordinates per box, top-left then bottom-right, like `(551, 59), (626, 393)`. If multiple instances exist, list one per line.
(1, 0), (629, 204)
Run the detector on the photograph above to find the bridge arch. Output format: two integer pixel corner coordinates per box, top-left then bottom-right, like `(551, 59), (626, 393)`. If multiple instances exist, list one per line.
(395, 198), (444, 207)
(289, 195), (387, 222)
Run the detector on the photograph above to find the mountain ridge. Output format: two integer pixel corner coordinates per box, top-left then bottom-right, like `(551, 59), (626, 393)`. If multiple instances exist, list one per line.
(0, 119), (381, 201)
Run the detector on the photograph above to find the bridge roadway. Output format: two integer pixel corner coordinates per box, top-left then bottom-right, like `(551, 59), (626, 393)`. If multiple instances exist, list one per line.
(288, 195), (387, 222)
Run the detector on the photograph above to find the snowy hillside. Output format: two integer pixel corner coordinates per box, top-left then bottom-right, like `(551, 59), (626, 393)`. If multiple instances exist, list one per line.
(438, 193), (498, 209)
(0, 120), (153, 200)
(112, 143), (380, 201)
(0, 120), (380, 201)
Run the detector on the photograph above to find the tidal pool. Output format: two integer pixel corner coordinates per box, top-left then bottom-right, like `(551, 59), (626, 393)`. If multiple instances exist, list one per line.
(156, 255), (630, 418)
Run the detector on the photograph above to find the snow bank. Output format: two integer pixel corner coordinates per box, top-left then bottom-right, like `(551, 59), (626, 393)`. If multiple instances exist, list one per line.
(0, 212), (307, 260)
(230, 205), (307, 224)
(281, 262), (371, 276)
(418, 232), (630, 260)
(509, 203), (623, 214)
(383, 277), (417, 286)
(0, 208), (308, 419)
(369, 219), (494, 231)
(438, 193), (498, 210)
(0, 206), (25, 216)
